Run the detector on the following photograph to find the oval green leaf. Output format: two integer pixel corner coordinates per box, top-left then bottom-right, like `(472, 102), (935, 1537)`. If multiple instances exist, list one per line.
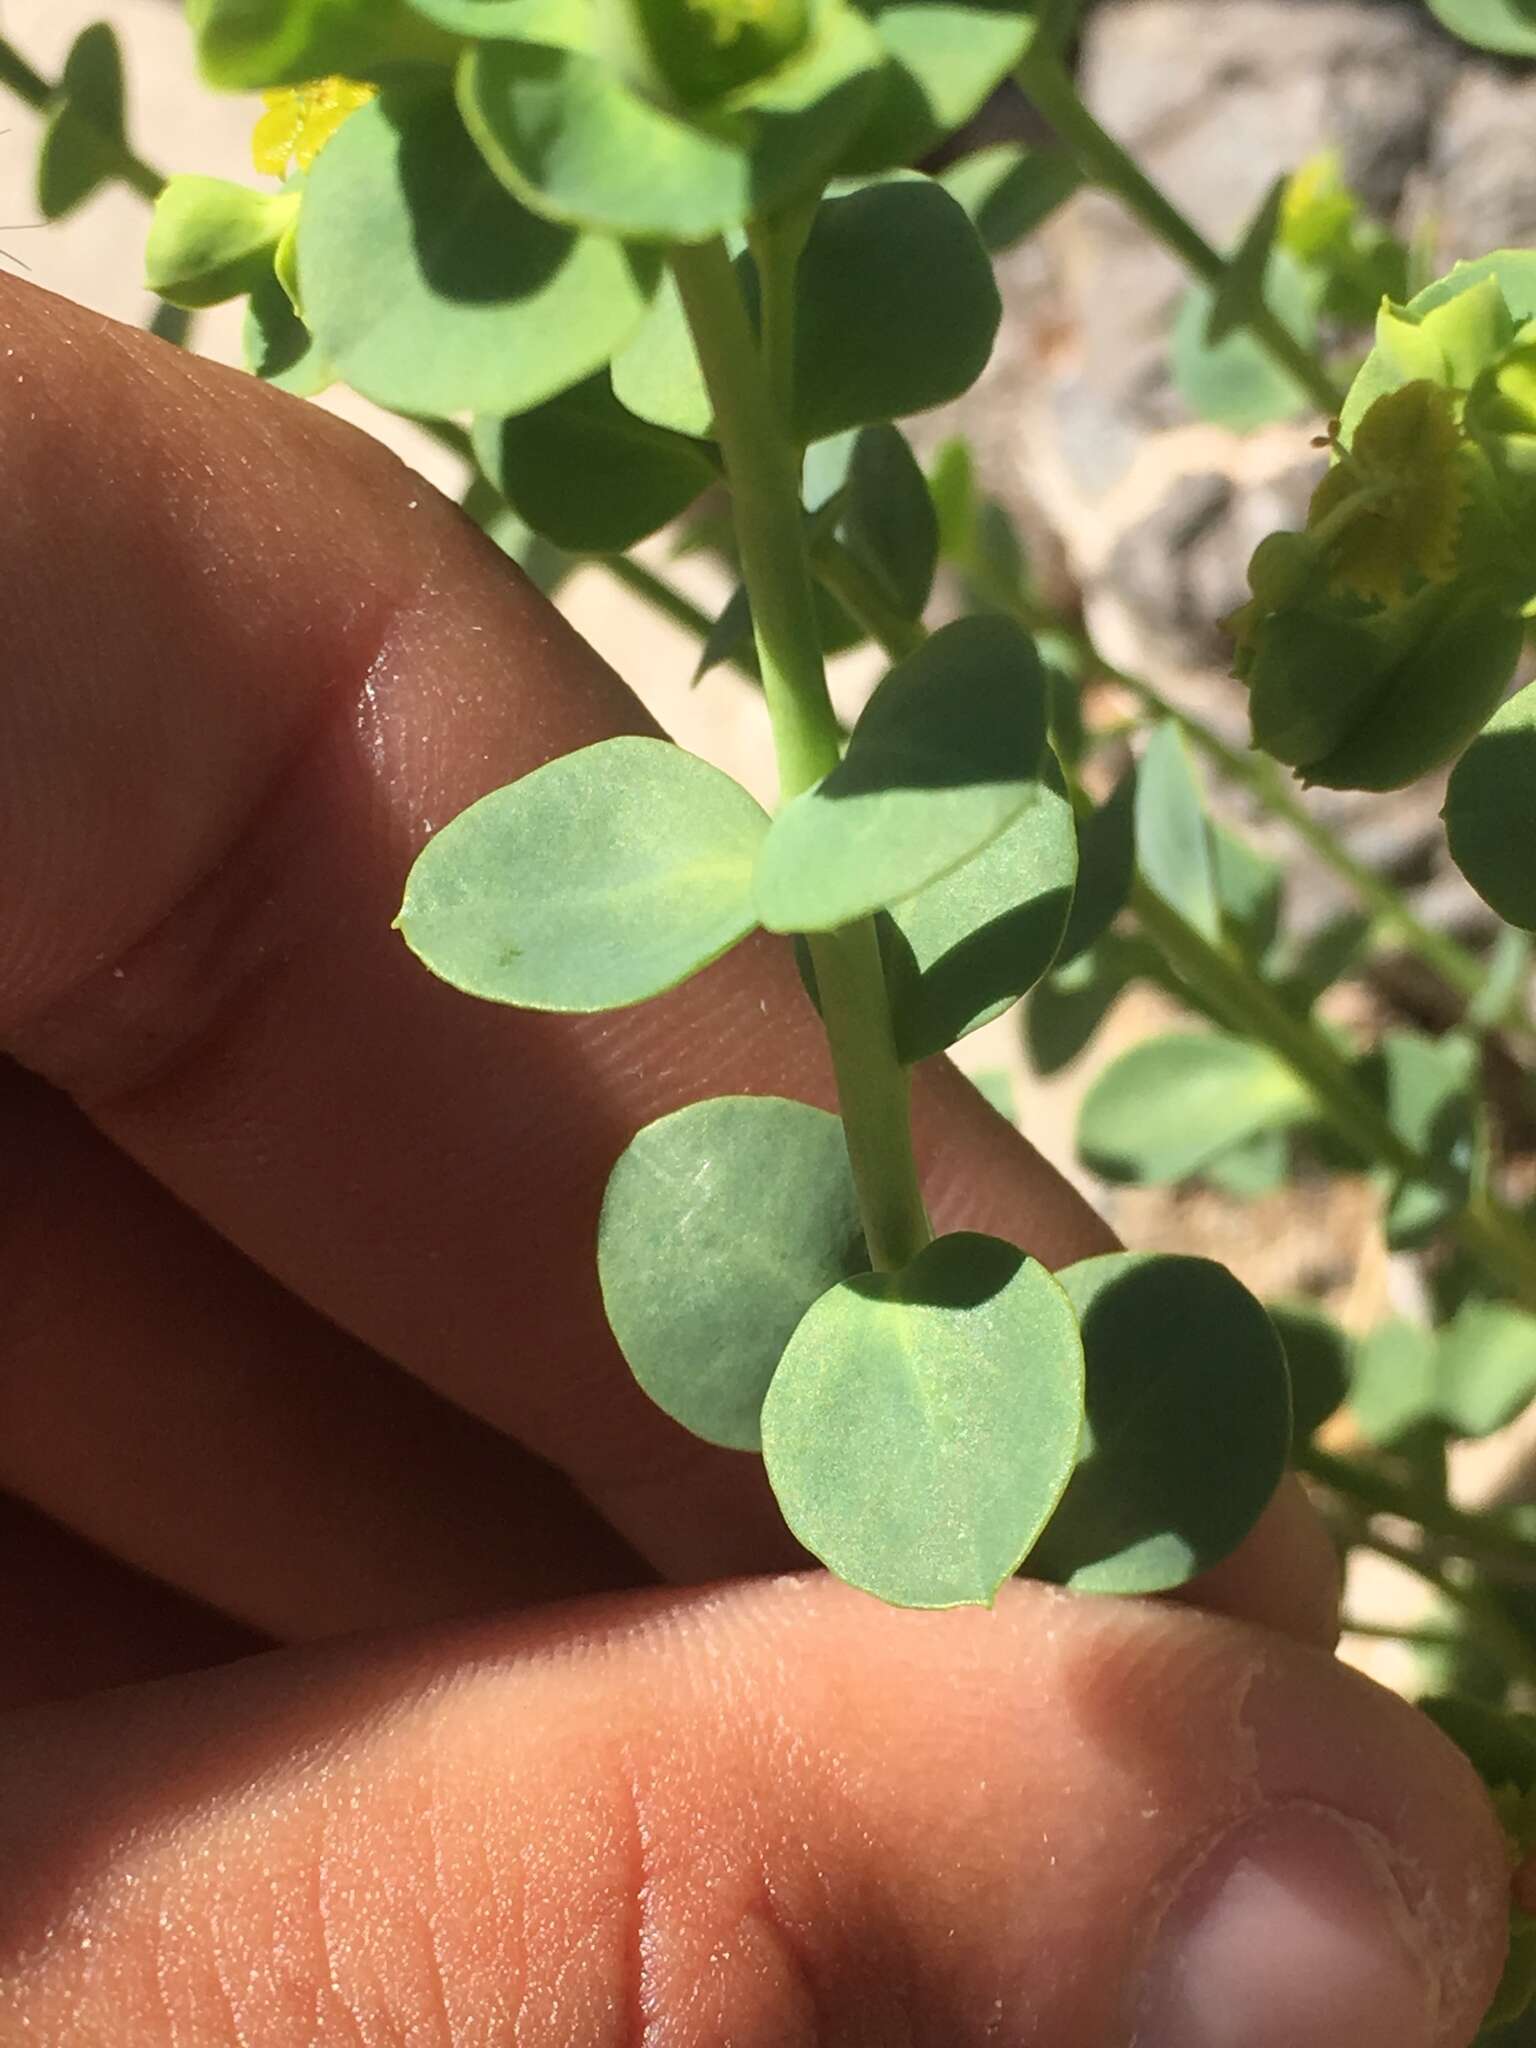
(760, 1231), (1084, 1608)
(755, 615), (1048, 933)
(795, 760), (1077, 1061)
(788, 176), (1000, 441)
(1078, 1032), (1313, 1184)
(1267, 1299), (1351, 1450)
(37, 23), (127, 223)
(836, 423), (938, 619)
(472, 375), (716, 554)
(397, 736), (769, 1011)
(599, 1096), (867, 1450)
(298, 89), (659, 419)
(609, 176), (1000, 440)
(1354, 1029), (1477, 1248)
(1436, 1301), (1536, 1440)
(1053, 762), (1135, 968)
(1170, 247), (1316, 433)
(1030, 1252), (1291, 1595)
(1134, 722), (1218, 940)
(937, 142), (1083, 255)
(883, 764), (1077, 1060)
(1445, 677), (1536, 931)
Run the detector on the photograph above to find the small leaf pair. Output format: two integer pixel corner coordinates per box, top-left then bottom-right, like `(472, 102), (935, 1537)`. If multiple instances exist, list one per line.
(597, 1094), (1081, 1606)
(396, 617), (1066, 1025)
(600, 1095), (1290, 1608)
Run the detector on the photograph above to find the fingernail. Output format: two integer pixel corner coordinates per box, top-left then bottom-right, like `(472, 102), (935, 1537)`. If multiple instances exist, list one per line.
(1132, 1804), (1437, 2048)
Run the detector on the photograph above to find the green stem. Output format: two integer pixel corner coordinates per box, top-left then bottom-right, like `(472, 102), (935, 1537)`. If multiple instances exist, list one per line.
(1132, 875), (1536, 1310)
(603, 554), (718, 643)
(1302, 1445), (1536, 1576)
(0, 34), (49, 110)
(1014, 51), (1343, 418)
(671, 238), (840, 797)
(670, 232), (931, 1271)
(1358, 1529), (1536, 1689)
(812, 920), (933, 1269)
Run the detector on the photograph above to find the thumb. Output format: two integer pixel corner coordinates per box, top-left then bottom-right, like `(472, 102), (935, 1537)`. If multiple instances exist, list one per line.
(0, 1576), (1505, 2047)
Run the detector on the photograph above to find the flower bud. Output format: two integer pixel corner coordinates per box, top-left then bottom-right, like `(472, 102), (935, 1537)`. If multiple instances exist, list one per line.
(145, 176), (300, 310)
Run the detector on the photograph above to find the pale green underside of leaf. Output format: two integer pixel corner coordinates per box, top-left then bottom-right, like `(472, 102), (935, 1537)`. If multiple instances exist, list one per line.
(397, 737), (769, 1011)
(599, 1096), (867, 1450)
(760, 1231), (1083, 1607)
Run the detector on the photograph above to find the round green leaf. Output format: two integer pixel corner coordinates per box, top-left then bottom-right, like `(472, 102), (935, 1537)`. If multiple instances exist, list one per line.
(1354, 1029), (1477, 1248)
(1053, 761), (1135, 968)
(1134, 722), (1218, 940)
(397, 736), (769, 1011)
(760, 1231), (1084, 1608)
(1446, 677), (1536, 931)
(610, 267), (714, 438)
(458, 0), (882, 243)
(795, 761), (1077, 1060)
(1436, 1301), (1536, 1439)
(837, 423), (938, 619)
(938, 142), (1084, 257)
(37, 23), (127, 223)
(1170, 248), (1316, 432)
(1348, 1318), (1439, 1449)
(298, 89), (659, 419)
(188, 0), (458, 89)
(755, 615), (1048, 933)
(884, 766), (1076, 1060)
(1266, 1299), (1350, 1450)
(1078, 1032), (1312, 1184)
(609, 176), (1000, 440)
(788, 176), (1000, 441)
(1030, 1252), (1290, 1594)
(1424, 0), (1536, 52)
(471, 376), (716, 554)
(599, 1096), (867, 1451)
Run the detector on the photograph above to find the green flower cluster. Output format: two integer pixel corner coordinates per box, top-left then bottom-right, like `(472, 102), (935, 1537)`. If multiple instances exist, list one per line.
(1233, 257), (1536, 791)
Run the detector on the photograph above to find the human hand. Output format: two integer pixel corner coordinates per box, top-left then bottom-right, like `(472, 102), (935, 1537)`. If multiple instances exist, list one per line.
(0, 277), (1506, 2046)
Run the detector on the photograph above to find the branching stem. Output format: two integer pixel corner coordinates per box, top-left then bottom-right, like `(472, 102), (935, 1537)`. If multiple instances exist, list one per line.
(1013, 50), (1343, 417)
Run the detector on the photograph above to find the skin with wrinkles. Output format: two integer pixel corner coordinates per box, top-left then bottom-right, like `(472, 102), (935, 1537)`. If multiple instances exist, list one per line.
(0, 275), (1508, 2044)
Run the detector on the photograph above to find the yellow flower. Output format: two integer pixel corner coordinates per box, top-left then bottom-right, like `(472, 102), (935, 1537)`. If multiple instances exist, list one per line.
(252, 79), (375, 180)
(1306, 381), (1467, 605)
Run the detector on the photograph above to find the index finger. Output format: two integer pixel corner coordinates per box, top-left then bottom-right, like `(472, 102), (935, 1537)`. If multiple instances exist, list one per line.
(0, 280), (1330, 1628)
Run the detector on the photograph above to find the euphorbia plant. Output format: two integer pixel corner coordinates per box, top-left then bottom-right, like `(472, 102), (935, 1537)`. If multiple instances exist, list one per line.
(152, 0), (1306, 1615)
(9, 0), (1536, 2028)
